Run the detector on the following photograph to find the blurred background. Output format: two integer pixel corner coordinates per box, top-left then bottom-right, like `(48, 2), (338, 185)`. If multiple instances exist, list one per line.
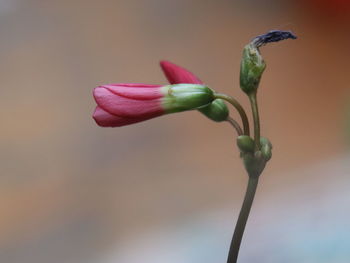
(1, 0), (350, 262)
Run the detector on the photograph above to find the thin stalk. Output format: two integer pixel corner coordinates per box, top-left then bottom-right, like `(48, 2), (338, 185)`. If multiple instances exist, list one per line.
(248, 92), (261, 149)
(214, 93), (250, 136)
(226, 117), (243, 136)
(227, 177), (259, 263)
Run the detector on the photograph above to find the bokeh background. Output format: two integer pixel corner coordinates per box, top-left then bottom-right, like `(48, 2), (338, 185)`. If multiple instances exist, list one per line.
(1, 0), (350, 262)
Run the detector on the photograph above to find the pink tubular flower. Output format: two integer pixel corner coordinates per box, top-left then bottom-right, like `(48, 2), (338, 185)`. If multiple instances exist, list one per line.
(93, 83), (215, 127)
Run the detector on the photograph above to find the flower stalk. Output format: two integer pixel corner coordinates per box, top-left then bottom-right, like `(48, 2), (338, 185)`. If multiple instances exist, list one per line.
(227, 176), (259, 263)
(214, 93), (250, 136)
(249, 92), (261, 149)
(226, 117), (243, 136)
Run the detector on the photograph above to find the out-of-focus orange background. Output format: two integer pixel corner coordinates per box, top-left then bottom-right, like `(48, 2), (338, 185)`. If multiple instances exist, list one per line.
(1, 0), (350, 262)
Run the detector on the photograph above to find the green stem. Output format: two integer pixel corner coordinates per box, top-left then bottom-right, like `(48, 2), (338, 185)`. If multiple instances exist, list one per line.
(248, 92), (260, 149)
(214, 93), (250, 136)
(227, 177), (259, 263)
(226, 117), (243, 136)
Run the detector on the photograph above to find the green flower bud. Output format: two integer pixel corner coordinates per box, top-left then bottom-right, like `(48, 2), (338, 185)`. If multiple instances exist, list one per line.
(240, 44), (266, 95)
(162, 84), (215, 113)
(260, 137), (272, 148)
(240, 31), (296, 95)
(260, 137), (272, 161)
(198, 99), (229, 122)
(237, 135), (255, 153)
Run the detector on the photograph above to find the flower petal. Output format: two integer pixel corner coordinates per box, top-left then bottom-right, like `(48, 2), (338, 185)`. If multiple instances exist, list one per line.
(93, 106), (160, 127)
(93, 87), (164, 117)
(108, 83), (161, 88)
(103, 84), (164, 100)
(160, 60), (203, 84)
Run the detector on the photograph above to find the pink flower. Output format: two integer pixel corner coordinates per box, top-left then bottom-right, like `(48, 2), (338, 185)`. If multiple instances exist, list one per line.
(93, 83), (215, 127)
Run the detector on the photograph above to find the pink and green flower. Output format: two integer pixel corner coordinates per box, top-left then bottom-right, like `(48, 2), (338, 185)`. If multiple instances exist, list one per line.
(93, 83), (215, 127)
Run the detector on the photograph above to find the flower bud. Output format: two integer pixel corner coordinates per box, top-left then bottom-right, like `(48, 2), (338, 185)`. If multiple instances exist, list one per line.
(93, 83), (215, 127)
(237, 135), (255, 153)
(163, 84), (215, 113)
(260, 137), (272, 161)
(198, 99), (229, 122)
(240, 30), (297, 95)
(240, 44), (266, 95)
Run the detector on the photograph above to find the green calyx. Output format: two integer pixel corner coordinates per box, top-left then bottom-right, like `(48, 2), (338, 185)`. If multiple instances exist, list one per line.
(240, 44), (266, 95)
(237, 136), (272, 178)
(162, 84), (215, 113)
(198, 99), (229, 122)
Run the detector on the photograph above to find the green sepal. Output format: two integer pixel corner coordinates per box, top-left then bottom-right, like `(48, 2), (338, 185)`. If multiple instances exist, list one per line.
(198, 99), (229, 122)
(240, 44), (266, 95)
(162, 84), (215, 113)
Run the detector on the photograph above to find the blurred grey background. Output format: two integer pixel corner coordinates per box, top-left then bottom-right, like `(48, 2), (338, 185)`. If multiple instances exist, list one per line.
(1, 0), (350, 262)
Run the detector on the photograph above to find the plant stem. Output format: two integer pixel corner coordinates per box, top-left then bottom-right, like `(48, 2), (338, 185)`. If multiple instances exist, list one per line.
(214, 93), (250, 136)
(249, 92), (261, 149)
(227, 176), (259, 263)
(226, 117), (243, 136)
